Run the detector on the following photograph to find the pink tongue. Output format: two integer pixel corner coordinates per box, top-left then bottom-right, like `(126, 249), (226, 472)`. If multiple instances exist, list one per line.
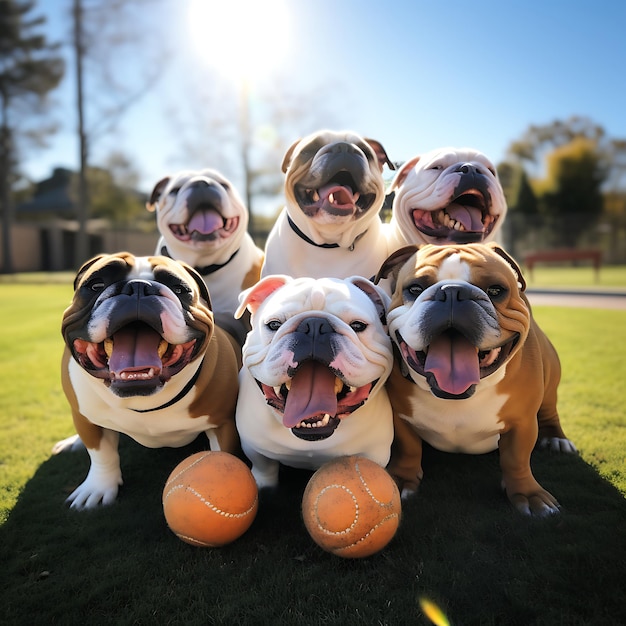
(424, 332), (480, 395)
(187, 209), (224, 235)
(283, 361), (338, 428)
(318, 183), (357, 209)
(446, 203), (484, 231)
(108, 326), (163, 377)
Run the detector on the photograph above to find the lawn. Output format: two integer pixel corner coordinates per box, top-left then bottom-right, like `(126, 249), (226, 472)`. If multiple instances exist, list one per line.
(0, 272), (625, 625)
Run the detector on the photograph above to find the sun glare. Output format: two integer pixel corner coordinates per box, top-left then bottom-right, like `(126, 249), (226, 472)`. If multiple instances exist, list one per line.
(187, 0), (291, 83)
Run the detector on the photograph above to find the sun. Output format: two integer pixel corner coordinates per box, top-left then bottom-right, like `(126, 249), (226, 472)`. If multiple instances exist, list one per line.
(187, 0), (291, 84)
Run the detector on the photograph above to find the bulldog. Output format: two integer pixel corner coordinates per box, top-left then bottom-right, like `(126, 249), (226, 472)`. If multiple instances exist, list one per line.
(55, 253), (241, 509)
(147, 168), (264, 344)
(386, 147), (507, 252)
(375, 242), (577, 516)
(234, 274), (394, 488)
(261, 130), (395, 280)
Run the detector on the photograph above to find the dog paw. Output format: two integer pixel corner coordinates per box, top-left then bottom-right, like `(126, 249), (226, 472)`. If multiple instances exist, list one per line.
(537, 436), (578, 454)
(509, 490), (561, 517)
(66, 472), (123, 510)
(251, 467), (279, 490)
(52, 434), (85, 454)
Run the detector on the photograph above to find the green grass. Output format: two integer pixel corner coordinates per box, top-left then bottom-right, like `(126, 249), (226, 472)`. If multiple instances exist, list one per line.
(1, 276), (625, 625)
(524, 264), (626, 290)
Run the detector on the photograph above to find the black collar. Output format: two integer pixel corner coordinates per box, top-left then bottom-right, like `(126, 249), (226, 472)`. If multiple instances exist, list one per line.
(131, 359), (203, 414)
(287, 215), (367, 252)
(160, 245), (240, 276)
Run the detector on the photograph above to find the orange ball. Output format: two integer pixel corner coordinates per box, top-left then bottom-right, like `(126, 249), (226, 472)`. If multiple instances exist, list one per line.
(163, 451), (258, 547)
(302, 455), (401, 558)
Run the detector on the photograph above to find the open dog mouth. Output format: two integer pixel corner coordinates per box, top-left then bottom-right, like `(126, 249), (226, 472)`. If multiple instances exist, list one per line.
(411, 189), (498, 243)
(296, 171), (377, 218)
(395, 329), (518, 399)
(72, 321), (198, 396)
(169, 210), (239, 243)
(256, 361), (376, 441)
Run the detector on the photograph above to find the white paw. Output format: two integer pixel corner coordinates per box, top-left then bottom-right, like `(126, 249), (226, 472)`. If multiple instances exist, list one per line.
(52, 434), (85, 454)
(538, 437), (578, 454)
(251, 466), (279, 490)
(67, 470), (123, 510)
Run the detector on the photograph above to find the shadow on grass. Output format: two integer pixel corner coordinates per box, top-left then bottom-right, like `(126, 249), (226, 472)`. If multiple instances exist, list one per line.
(1, 437), (625, 625)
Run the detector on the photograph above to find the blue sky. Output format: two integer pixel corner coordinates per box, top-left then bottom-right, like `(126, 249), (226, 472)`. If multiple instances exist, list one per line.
(23, 0), (626, 212)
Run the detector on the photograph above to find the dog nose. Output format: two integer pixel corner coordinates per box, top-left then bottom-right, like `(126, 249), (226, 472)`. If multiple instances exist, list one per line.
(121, 280), (160, 298)
(435, 283), (473, 302)
(456, 163), (479, 175)
(296, 317), (334, 337)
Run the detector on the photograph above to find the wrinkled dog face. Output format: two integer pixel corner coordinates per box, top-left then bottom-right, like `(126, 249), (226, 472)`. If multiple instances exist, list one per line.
(283, 130), (387, 228)
(63, 253), (213, 398)
(237, 276), (393, 441)
(390, 148), (507, 245)
(385, 244), (529, 399)
(147, 169), (248, 253)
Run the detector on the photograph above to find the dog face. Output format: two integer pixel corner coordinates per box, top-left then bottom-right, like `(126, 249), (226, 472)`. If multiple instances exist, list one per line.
(236, 275), (393, 441)
(380, 243), (529, 399)
(389, 148), (507, 245)
(146, 169), (248, 261)
(282, 130), (392, 246)
(62, 253), (214, 398)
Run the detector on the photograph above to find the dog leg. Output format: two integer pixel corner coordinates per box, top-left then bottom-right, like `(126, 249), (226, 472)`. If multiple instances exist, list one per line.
(387, 414), (424, 499)
(66, 429), (123, 510)
(498, 424), (560, 516)
(242, 444), (279, 489)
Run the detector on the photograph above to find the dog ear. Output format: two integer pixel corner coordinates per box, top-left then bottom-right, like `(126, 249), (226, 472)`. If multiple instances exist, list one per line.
(178, 261), (213, 309)
(487, 243), (527, 291)
(281, 139), (301, 174)
(348, 277), (390, 329)
(364, 138), (395, 172)
(146, 176), (171, 211)
(388, 156), (421, 191)
(373, 245), (420, 290)
(235, 275), (291, 319)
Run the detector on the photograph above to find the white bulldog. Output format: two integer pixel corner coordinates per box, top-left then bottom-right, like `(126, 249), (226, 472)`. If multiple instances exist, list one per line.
(262, 130), (395, 280)
(147, 168), (264, 343)
(234, 275), (394, 488)
(387, 147), (507, 251)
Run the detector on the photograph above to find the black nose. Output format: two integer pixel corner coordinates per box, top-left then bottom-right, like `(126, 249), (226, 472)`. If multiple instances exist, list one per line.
(121, 279), (160, 298)
(291, 317), (336, 366)
(456, 162), (479, 175)
(435, 283), (473, 302)
(296, 317), (333, 337)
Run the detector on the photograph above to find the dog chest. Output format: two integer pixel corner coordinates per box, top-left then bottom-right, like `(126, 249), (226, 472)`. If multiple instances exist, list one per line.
(399, 389), (507, 454)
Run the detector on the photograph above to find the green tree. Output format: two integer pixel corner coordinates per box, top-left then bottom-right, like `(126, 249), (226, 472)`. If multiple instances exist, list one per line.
(534, 137), (607, 247)
(0, 0), (64, 273)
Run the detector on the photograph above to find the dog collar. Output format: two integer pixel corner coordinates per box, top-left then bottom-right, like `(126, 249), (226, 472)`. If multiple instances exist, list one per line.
(160, 246), (240, 276)
(131, 359), (203, 414)
(287, 215), (367, 252)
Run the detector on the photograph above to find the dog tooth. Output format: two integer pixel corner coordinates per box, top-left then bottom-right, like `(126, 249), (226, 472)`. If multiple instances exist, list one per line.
(329, 192), (335, 203)
(104, 338), (113, 358)
(334, 377), (343, 394)
(157, 340), (168, 358)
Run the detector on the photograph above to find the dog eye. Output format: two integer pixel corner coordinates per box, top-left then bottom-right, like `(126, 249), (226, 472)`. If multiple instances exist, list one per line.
(88, 279), (105, 292)
(173, 284), (192, 295)
(349, 321), (367, 333)
(404, 283), (425, 300)
(219, 182), (230, 191)
(429, 164), (443, 171)
(486, 285), (507, 300)
(266, 320), (282, 332)
(168, 186), (181, 195)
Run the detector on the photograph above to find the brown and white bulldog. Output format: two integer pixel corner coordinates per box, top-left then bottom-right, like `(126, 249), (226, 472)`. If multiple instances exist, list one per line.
(55, 253), (241, 509)
(375, 242), (577, 516)
(147, 168), (264, 344)
(261, 130), (395, 280)
(386, 147), (507, 252)
(234, 275), (394, 488)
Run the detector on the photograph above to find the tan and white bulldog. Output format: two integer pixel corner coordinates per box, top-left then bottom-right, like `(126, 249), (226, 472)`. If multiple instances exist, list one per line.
(386, 147), (507, 252)
(261, 130), (395, 280)
(375, 243), (577, 516)
(56, 253), (241, 509)
(147, 168), (264, 344)
(234, 275), (394, 488)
